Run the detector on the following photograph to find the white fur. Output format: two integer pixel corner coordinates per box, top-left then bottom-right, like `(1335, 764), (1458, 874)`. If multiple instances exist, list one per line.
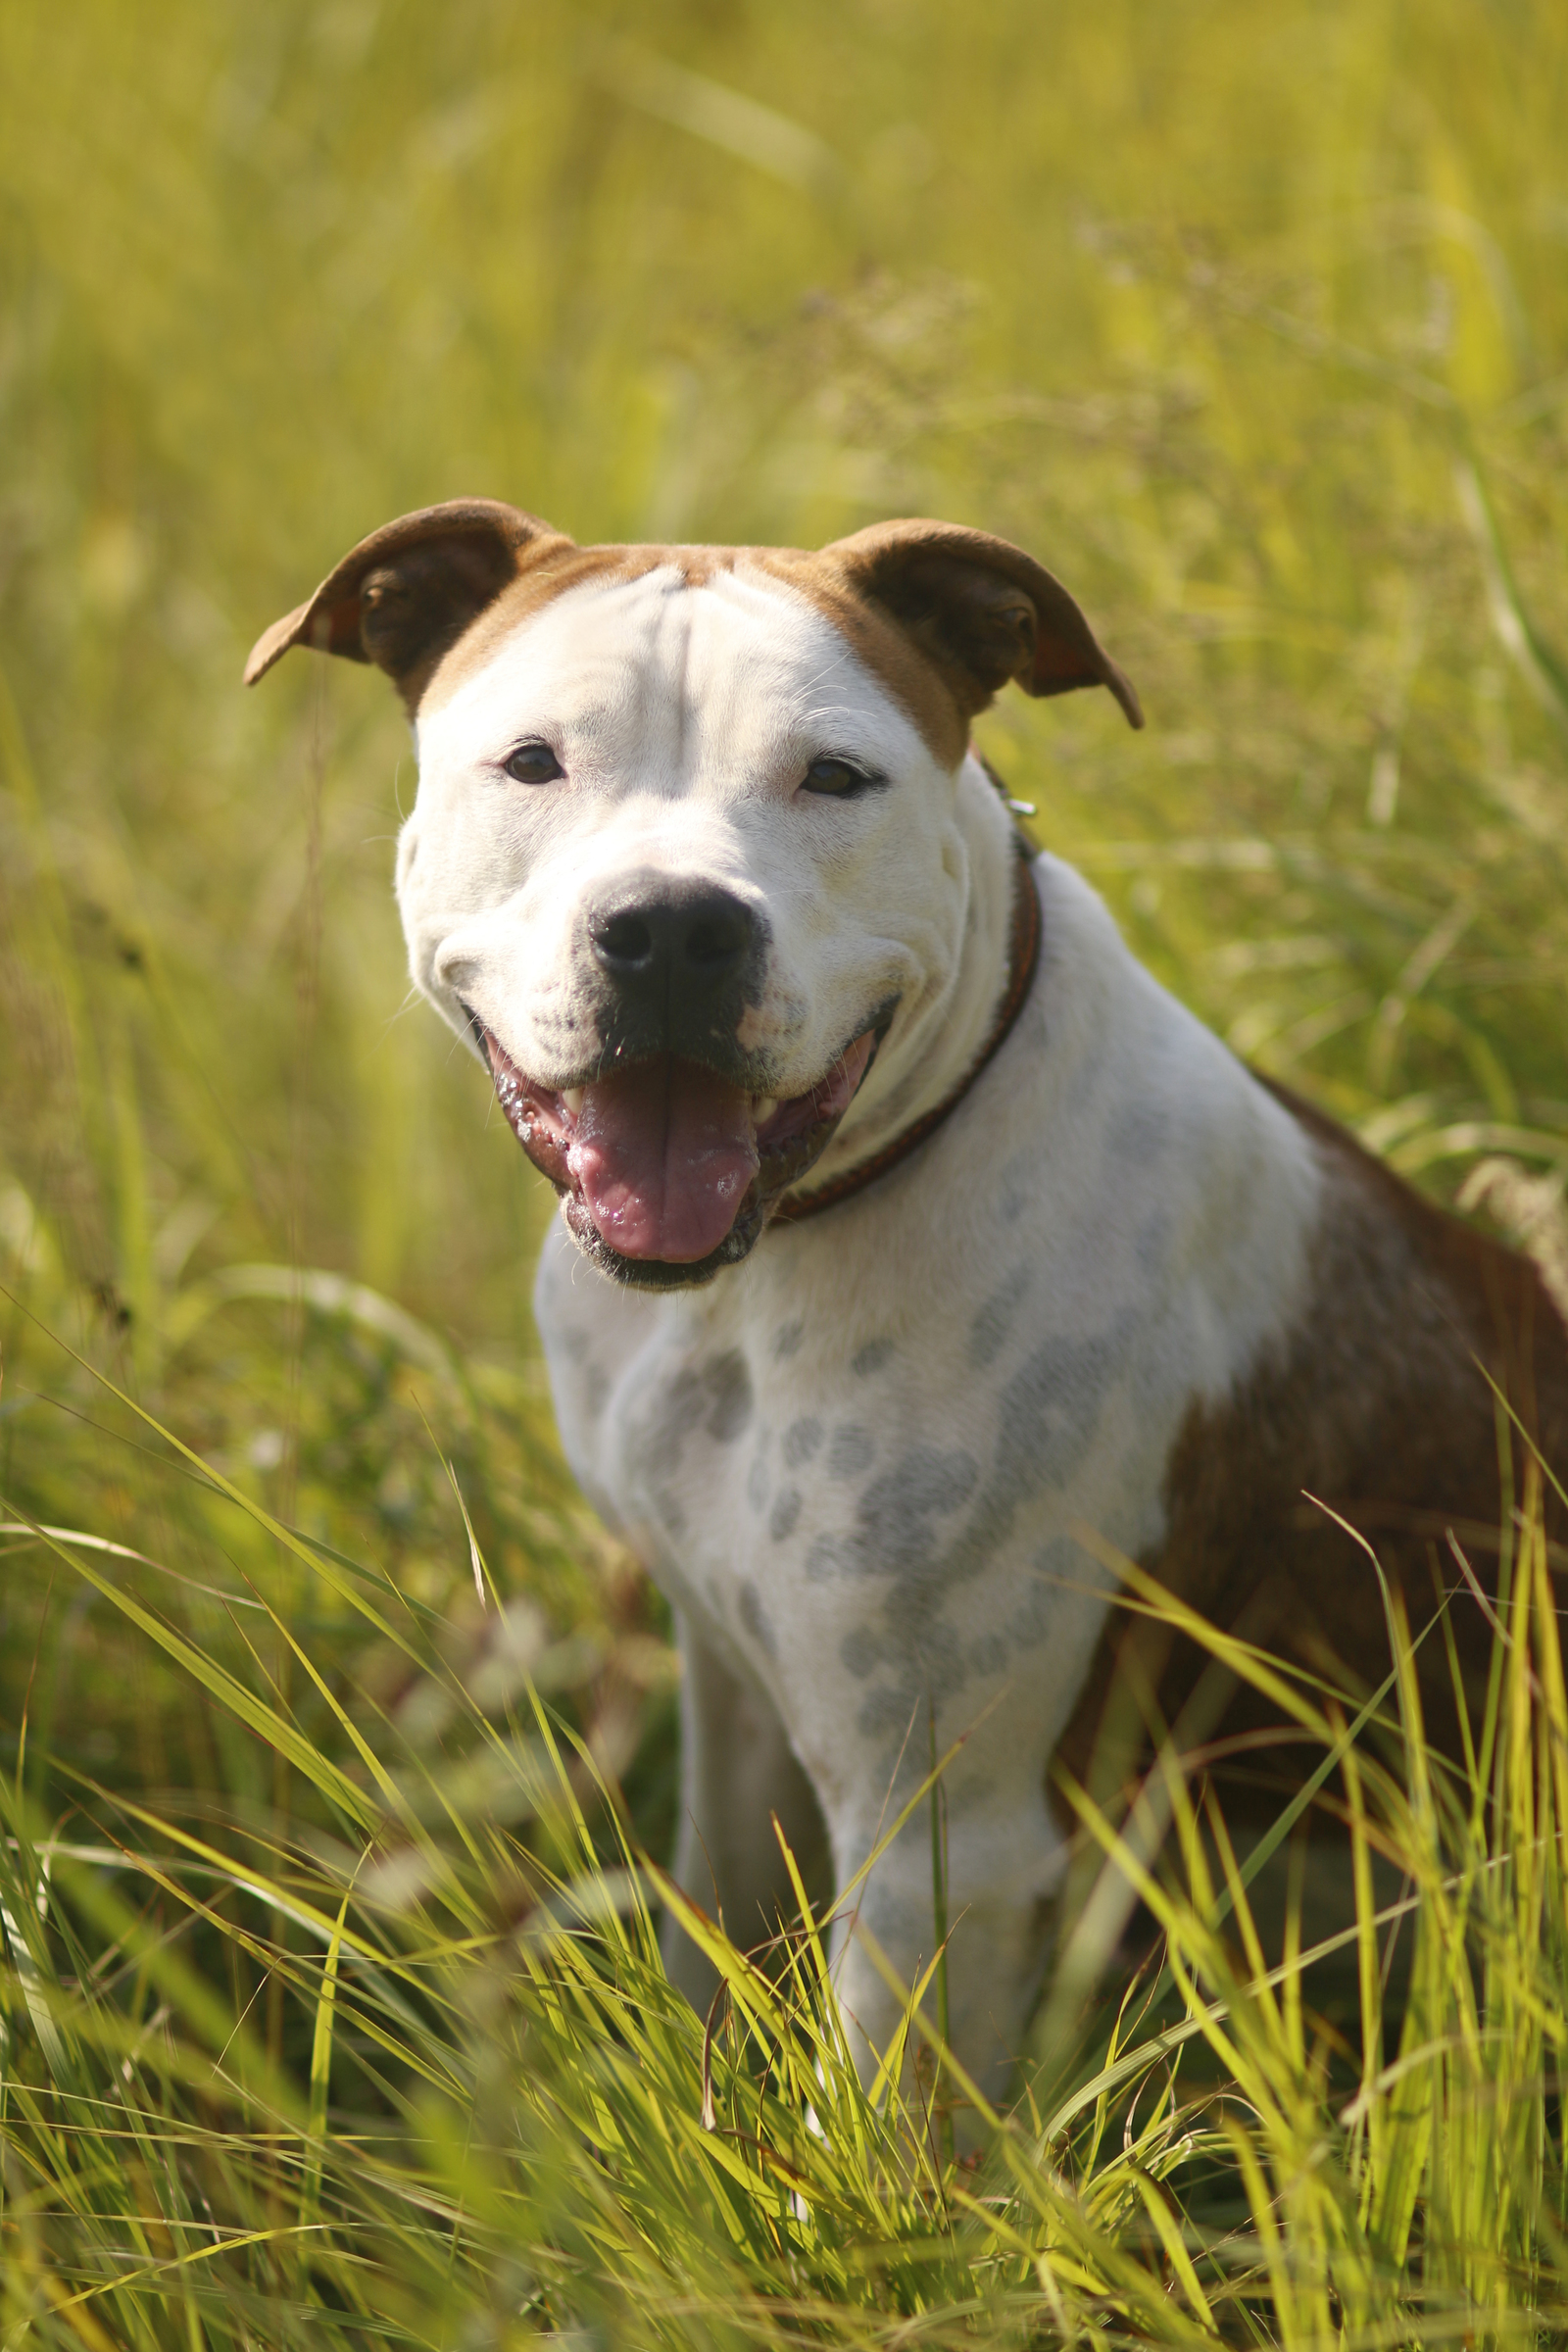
(396, 564), (1325, 2102)
(398, 564), (1014, 1159)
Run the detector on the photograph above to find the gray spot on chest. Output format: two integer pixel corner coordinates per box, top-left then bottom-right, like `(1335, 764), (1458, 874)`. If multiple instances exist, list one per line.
(997, 1330), (1122, 1497)
(807, 1444), (979, 1596)
(737, 1580), (776, 1656)
(815, 1323), (1133, 1742)
(782, 1416), (823, 1469)
(858, 1447), (979, 1569)
(769, 1488), (803, 1542)
(703, 1350), (754, 1443)
(968, 1263), (1034, 1370)
(631, 1365), (704, 1481)
(966, 1534), (1088, 1676)
(827, 1425), (874, 1480)
(627, 1348), (754, 1513)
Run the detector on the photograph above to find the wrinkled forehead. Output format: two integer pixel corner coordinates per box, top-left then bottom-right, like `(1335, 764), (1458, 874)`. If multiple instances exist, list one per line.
(415, 562), (957, 773)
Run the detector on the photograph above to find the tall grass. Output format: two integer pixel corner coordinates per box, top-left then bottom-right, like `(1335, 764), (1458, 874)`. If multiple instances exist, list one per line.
(2, 0), (1568, 2338)
(4, 1408), (1568, 2344)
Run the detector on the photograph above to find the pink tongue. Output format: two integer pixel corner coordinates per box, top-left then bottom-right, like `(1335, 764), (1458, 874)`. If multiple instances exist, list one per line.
(567, 1057), (760, 1262)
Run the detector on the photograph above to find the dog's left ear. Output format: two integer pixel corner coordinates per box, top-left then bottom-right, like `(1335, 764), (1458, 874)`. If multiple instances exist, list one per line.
(823, 518), (1143, 729)
(243, 499), (574, 709)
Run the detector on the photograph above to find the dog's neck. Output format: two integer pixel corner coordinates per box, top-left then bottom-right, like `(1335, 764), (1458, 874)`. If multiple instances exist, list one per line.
(800, 756), (1021, 1193)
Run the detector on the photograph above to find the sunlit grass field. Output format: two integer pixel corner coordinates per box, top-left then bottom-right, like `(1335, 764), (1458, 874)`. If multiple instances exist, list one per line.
(2, 0), (1568, 2339)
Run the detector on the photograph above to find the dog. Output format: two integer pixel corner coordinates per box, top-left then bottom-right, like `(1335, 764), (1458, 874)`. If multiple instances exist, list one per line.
(248, 500), (1568, 2106)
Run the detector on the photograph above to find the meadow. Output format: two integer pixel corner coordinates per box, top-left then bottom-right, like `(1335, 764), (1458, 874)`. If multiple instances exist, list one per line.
(2, 0), (1568, 2340)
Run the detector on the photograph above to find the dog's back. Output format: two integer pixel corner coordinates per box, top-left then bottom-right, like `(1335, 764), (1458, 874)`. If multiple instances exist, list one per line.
(1060, 1081), (1568, 1817)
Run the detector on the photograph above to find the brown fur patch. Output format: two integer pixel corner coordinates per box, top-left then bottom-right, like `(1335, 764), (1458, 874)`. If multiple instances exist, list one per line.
(816, 517), (1144, 730)
(416, 543), (758, 710)
(251, 506), (1139, 762)
(1055, 1083), (1568, 1822)
(754, 550), (971, 767)
(242, 500), (567, 697)
(417, 539), (975, 764)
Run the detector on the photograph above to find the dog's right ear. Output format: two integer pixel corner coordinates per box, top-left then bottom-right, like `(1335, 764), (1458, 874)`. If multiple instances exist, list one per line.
(243, 500), (574, 709)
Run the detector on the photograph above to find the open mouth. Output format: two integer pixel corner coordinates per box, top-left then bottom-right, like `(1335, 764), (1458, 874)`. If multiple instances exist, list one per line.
(476, 1022), (882, 1285)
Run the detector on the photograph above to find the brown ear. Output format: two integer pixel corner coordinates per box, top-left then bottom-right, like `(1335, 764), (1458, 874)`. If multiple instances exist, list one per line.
(243, 499), (574, 708)
(822, 518), (1143, 730)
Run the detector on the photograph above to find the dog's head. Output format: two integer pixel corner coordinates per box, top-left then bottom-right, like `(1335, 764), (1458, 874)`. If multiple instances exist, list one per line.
(247, 501), (1140, 1288)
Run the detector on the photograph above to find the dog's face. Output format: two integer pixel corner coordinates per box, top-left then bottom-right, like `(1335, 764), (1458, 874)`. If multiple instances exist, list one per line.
(399, 562), (964, 1285)
(247, 503), (1139, 1288)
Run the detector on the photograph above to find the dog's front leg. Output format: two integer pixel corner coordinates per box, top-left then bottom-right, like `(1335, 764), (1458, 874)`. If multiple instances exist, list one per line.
(823, 1769), (1068, 2119)
(662, 1614), (831, 2014)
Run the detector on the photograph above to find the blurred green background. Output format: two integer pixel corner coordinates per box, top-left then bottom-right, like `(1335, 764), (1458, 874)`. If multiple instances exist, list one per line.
(5, 0), (1567, 1346)
(2, 2), (1568, 2338)
(3, 0), (1568, 1842)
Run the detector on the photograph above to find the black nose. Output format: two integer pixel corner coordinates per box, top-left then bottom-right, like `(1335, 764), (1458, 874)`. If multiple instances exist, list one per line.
(587, 877), (765, 1058)
(592, 889), (754, 982)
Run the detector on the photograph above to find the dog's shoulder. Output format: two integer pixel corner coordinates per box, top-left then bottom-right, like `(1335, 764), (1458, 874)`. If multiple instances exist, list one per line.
(1257, 1072), (1568, 1434)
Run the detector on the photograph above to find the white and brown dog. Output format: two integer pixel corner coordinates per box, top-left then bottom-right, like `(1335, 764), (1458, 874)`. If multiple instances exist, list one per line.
(249, 501), (1567, 2104)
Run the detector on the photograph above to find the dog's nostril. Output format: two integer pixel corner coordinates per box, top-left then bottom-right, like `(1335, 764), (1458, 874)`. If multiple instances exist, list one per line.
(591, 890), (757, 983)
(686, 911), (749, 967)
(597, 912), (655, 968)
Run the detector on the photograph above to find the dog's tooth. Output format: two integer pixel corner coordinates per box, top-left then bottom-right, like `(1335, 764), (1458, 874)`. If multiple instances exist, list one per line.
(562, 1087), (584, 1116)
(753, 1096), (778, 1123)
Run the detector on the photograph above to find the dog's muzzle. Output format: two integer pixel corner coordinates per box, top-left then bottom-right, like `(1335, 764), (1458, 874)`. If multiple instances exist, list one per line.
(465, 874), (890, 1288)
(587, 875), (766, 1068)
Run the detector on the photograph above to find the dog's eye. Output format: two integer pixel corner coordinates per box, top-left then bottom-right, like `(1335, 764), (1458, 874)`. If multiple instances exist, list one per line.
(801, 755), (880, 798)
(502, 741), (564, 786)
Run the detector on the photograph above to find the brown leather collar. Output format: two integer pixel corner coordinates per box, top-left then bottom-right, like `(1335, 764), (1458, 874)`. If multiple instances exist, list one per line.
(772, 836), (1042, 1226)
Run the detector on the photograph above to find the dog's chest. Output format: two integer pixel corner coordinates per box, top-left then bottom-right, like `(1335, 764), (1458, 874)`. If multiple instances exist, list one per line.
(545, 1250), (1133, 1778)
(534, 1161), (1233, 1804)
(531, 862), (1326, 1805)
